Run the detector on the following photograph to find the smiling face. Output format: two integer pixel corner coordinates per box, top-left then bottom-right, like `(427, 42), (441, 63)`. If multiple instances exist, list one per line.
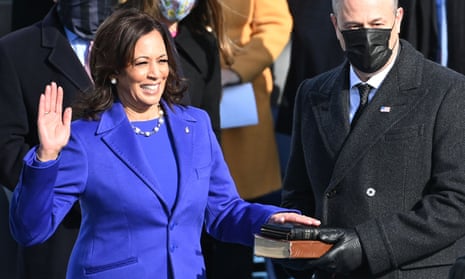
(116, 29), (169, 120)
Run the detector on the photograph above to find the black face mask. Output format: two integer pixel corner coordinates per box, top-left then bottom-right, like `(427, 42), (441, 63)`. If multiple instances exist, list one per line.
(341, 28), (393, 73)
(57, 0), (118, 40)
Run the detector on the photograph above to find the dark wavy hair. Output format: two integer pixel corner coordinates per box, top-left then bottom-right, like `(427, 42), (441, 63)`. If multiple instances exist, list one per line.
(73, 7), (187, 120)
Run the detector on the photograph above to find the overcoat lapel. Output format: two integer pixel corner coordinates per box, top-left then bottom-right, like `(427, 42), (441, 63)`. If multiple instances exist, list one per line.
(312, 63), (351, 158)
(41, 6), (93, 92)
(326, 42), (427, 190)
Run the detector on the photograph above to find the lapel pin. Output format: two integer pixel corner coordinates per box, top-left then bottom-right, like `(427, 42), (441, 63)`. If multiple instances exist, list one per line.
(185, 127), (190, 133)
(380, 106), (391, 113)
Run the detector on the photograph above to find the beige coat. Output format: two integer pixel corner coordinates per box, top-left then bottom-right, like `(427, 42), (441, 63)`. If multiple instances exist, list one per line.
(220, 0), (292, 199)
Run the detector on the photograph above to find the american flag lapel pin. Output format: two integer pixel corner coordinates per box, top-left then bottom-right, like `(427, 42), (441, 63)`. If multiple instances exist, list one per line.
(380, 106), (391, 113)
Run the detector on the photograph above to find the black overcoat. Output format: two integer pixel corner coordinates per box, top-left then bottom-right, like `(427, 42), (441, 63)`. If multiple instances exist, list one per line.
(282, 40), (465, 279)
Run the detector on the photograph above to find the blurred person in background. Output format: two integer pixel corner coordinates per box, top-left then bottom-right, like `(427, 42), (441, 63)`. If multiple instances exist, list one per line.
(398, 0), (465, 75)
(214, 0), (293, 278)
(0, 0), (118, 278)
(276, 0), (344, 136)
(275, 0), (345, 185)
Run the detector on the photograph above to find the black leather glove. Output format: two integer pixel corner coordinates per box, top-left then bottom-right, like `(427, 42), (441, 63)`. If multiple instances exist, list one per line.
(274, 227), (363, 275)
(310, 228), (363, 274)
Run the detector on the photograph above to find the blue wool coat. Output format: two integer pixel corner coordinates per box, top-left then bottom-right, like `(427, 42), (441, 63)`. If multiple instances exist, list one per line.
(10, 102), (284, 279)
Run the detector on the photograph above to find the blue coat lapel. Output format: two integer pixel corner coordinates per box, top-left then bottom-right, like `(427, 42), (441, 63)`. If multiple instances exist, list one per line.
(163, 104), (197, 212)
(95, 101), (197, 213)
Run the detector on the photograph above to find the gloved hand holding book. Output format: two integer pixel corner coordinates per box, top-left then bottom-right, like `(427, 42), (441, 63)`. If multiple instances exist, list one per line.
(260, 224), (364, 274)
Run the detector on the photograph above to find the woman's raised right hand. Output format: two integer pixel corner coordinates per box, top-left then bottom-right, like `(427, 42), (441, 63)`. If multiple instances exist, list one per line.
(36, 82), (72, 162)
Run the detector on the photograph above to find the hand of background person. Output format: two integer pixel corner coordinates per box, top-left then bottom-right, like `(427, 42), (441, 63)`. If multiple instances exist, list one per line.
(36, 82), (72, 162)
(275, 227), (363, 275)
(268, 212), (321, 227)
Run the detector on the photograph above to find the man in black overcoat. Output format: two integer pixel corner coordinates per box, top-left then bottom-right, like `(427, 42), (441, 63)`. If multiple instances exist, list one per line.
(278, 0), (465, 278)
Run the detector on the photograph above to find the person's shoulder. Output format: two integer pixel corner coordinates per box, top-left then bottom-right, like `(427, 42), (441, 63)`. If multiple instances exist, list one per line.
(172, 104), (210, 120)
(177, 23), (218, 48)
(410, 52), (465, 91)
(400, 40), (464, 82)
(299, 63), (346, 93)
(71, 118), (99, 133)
(0, 21), (42, 45)
(169, 105), (214, 129)
(425, 59), (465, 82)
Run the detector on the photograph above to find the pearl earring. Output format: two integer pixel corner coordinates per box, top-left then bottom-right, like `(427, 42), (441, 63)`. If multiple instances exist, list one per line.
(110, 77), (117, 85)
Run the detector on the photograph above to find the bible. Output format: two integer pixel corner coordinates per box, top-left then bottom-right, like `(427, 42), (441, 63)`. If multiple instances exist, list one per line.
(253, 223), (333, 259)
(260, 223), (322, 240)
(254, 234), (333, 259)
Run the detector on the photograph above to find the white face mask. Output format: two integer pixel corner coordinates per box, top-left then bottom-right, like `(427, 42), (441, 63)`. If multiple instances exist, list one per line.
(159, 0), (197, 22)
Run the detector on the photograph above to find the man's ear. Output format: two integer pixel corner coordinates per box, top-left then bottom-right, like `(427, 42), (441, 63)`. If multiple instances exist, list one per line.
(330, 13), (345, 50)
(394, 7), (404, 34)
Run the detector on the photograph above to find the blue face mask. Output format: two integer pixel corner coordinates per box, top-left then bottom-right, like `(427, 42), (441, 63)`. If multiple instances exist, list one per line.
(159, 0), (197, 22)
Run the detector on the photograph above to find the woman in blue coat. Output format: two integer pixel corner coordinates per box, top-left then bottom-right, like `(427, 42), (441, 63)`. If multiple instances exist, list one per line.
(9, 8), (319, 279)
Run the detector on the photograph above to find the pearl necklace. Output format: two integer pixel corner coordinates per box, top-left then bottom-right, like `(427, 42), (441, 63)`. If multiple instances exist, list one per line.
(132, 106), (165, 137)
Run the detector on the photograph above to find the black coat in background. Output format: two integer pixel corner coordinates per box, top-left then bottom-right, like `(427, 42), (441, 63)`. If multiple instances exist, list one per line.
(174, 24), (221, 141)
(11, 0), (53, 31)
(275, 0), (344, 135)
(398, 0), (438, 62)
(399, 0), (465, 75)
(0, 5), (91, 279)
(0, 188), (17, 278)
(445, 0), (465, 75)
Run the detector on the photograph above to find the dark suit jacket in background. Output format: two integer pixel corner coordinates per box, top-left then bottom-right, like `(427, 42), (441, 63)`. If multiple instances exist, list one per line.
(282, 40), (465, 279)
(0, 5), (92, 279)
(275, 0), (344, 135)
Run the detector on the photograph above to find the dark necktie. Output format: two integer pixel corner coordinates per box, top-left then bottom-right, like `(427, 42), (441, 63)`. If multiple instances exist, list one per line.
(351, 83), (372, 129)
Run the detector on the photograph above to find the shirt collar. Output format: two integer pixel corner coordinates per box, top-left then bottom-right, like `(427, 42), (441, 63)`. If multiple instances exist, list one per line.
(64, 27), (79, 42)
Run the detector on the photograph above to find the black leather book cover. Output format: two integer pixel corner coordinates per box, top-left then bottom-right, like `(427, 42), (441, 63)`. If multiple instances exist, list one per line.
(260, 223), (320, 240)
